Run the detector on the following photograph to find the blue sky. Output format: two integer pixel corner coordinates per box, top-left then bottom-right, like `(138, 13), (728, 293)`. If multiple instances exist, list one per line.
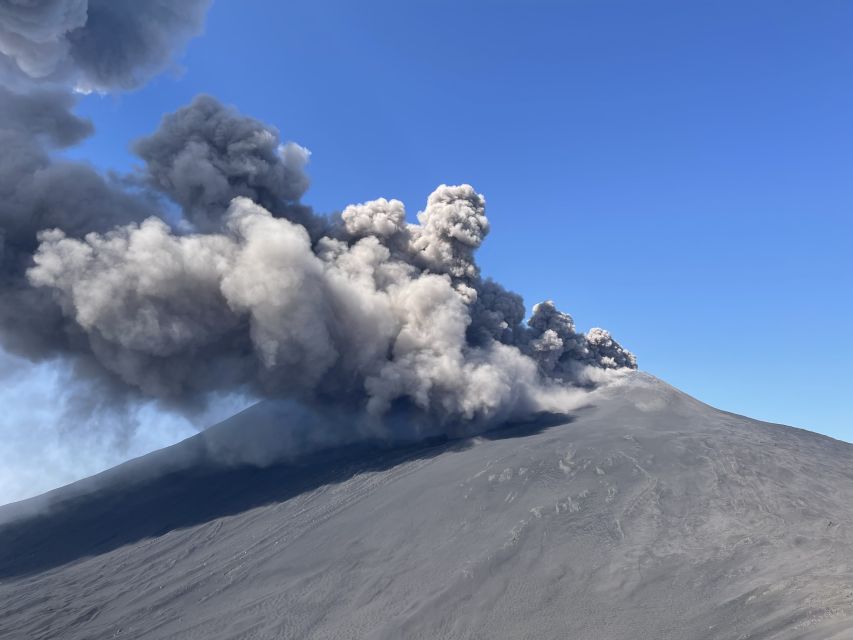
(3, 0), (851, 500)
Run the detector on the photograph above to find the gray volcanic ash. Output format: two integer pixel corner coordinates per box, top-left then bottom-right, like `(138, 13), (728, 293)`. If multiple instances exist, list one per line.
(2, 374), (852, 639)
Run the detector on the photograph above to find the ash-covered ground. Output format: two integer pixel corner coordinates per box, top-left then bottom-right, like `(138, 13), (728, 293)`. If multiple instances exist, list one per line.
(2, 373), (852, 640)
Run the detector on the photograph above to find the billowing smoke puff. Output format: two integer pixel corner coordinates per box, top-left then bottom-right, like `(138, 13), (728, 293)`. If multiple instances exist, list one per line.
(527, 301), (637, 375)
(133, 95), (318, 235)
(0, 0), (636, 444)
(0, 0), (210, 91)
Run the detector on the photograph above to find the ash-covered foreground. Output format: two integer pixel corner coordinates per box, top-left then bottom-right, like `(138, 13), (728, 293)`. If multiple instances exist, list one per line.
(2, 373), (852, 640)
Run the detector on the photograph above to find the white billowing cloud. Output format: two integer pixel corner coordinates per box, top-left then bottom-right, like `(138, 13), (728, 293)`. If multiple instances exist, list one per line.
(409, 184), (489, 279)
(220, 200), (337, 378)
(30, 220), (238, 358)
(342, 197), (407, 240)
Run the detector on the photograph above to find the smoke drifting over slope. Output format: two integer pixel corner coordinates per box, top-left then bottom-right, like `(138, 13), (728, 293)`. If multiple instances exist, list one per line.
(0, 0), (635, 445)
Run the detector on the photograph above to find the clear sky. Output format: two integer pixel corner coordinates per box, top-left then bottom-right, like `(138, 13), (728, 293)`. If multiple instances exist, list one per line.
(2, 0), (851, 500)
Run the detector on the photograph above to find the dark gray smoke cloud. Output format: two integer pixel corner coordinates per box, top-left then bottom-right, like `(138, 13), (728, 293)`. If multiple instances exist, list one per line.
(0, 0), (212, 365)
(0, 85), (91, 144)
(133, 94), (318, 234)
(0, 0), (213, 431)
(0, 86), (156, 361)
(527, 301), (636, 375)
(0, 0), (210, 91)
(1, 0), (636, 451)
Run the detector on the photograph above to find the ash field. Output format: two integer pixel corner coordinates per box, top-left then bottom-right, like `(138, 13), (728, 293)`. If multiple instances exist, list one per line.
(3, 373), (853, 640)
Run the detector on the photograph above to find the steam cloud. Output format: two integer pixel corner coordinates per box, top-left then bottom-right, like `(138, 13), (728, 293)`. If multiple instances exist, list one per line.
(1, 0), (636, 452)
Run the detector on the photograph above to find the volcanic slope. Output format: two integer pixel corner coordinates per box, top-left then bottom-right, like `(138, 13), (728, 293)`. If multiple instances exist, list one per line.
(2, 373), (853, 640)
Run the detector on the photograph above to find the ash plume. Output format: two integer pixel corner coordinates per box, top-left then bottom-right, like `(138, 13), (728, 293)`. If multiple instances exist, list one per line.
(0, 0), (636, 457)
(29, 180), (636, 425)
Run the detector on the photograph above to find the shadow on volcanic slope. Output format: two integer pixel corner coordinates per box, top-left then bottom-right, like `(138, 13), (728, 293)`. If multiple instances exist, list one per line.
(0, 410), (576, 580)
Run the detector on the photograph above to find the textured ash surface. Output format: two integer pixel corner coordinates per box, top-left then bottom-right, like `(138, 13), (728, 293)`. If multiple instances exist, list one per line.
(2, 373), (853, 639)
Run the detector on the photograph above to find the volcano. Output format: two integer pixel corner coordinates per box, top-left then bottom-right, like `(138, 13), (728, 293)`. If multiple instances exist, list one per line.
(1, 373), (852, 639)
